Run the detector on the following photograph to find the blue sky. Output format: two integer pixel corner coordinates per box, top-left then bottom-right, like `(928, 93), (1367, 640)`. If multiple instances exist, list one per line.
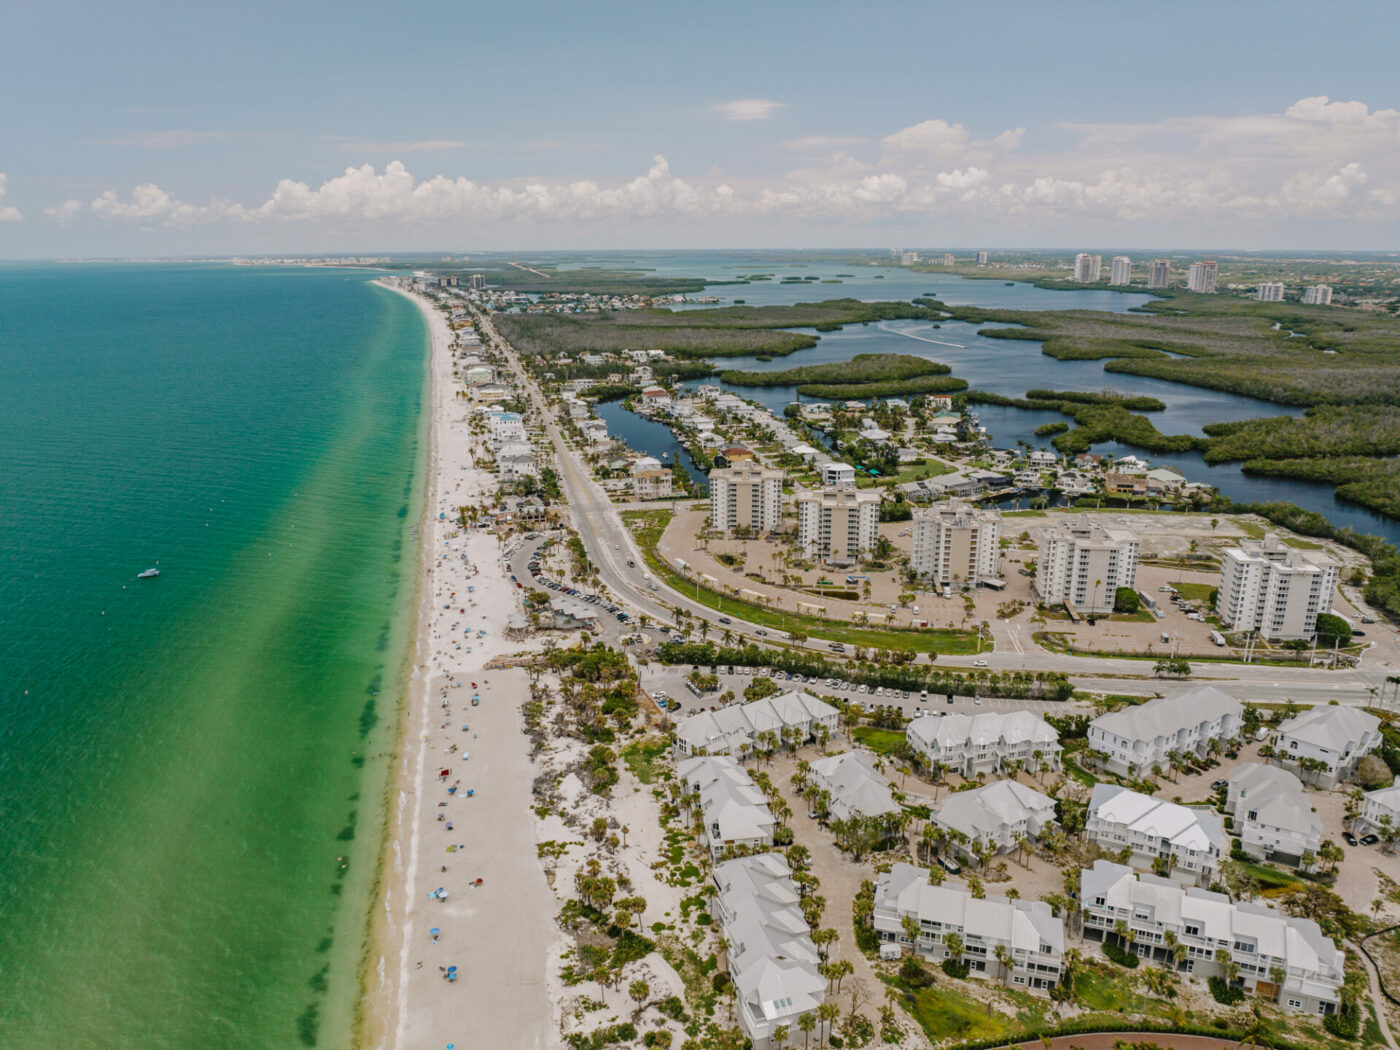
(4, 0), (1399, 255)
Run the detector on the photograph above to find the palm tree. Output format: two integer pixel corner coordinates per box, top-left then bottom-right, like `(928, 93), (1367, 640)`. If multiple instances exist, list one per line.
(772, 1024), (789, 1050)
(994, 944), (1014, 986)
(816, 1001), (840, 1048)
(944, 931), (964, 967)
(628, 978), (650, 1019)
(796, 1011), (817, 1049)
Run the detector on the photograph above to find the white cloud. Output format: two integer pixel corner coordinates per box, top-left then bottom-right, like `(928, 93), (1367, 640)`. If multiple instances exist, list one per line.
(89, 183), (219, 225)
(1284, 96), (1400, 127)
(45, 199), (83, 223)
(0, 173), (21, 221)
(713, 98), (786, 121)
(881, 119), (970, 157)
(991, 127), (1025, 150)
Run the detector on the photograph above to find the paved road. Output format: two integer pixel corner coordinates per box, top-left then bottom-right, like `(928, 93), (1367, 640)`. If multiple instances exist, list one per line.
(477, 305), (1399, 710)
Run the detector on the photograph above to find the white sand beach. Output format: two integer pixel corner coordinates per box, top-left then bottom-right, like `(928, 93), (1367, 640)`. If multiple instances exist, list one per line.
(369, 283), (556, 1050)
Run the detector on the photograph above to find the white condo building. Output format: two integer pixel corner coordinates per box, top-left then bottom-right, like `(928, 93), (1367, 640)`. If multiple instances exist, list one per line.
(1215, 534), (1339, 640)
(1225, 763), (1323, 865)
(709, 462), (784, 535)
(1257, 282), (1286, 301)
(809, 751), (900, 822)
(1034, 517), (1139, 615)
(906, 710), (1062, 778)
(874, 863), (1064, 992)
(713, 854), (828, 1049)
(677, 756), (776, 860)
(1087, 685), (1244, 776)
(1186, 260), (1218, 293)
(1086, 784), (1223, 885)
(1303, 284), (1333, 306)
(1147, 259), (1171, 288)
(1081, 861), (1345, 1015)
(630, 456), (673, 500)
(1073, 253), (1102, 283)
(910, 501), (1001, 589)
(1274, 705), (1381, 788)
(933, 780), (1057, 860)
(1109, 255), (1132, 285)
(672, 690), (840, 758)
(795, 486), (879, 564)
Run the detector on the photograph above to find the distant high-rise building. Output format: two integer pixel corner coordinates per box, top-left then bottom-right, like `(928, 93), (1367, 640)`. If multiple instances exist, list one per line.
(795, 487), (879, 564)
(1187, 260), (1218, 294)
(1073, 253), (1103, 283)
(1216, 535), (1339, 640)
(910, 502), (1001, 589)
(468, 273), (486, 290)
(901, 251), (920, 265)
(1303, 284), (1333, 306)
(708, 463), (784, 535)
(942, 253), (956, 266)
(1147, 259), (1171, 289)
(1109, 256), (1132, 285)
(1036, 517), (1140, 615)
(976, 251), (990, 265)
(1256, 282), (1286, 302)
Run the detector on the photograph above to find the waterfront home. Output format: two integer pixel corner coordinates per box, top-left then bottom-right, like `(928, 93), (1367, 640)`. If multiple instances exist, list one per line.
(496, 443), (539, 482)
(629, 456), (673, 500)
(873, 862), (1063, 991)
(672, 691), (839, 759)
(1361, 785), (1400, 837)
(489, 410), (526, 445)
(1274, 705), (1381, 788)
(1104, 472), (1149, 496)
(1081, 860), (1344, 1015)
(677, 756), (775, 861)
(906, 710), (1062, 778)
(712, 854), (827, 1050)
(1026, 449), (1057, 468)
(932, 779), (1056, 860)
(1225, 763), (1323, 866)
(473, 382), (510, 403)
(1086, 784), (1222, 885)
(808, 751), (899, 822)
(1086, 685), (1243, 776)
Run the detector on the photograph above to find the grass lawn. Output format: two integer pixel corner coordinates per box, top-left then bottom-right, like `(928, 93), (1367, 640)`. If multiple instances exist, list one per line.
(626, 510), (980, 655)
(1071, 964), (1173, 1021)
(1238, 860), (1304, 895)
(1282, 536), (1327, 550)
(852, 726), (906, 754)
(1002, 509), (1047, 517)
(1173, 582), (1216, 602)
(891, 458), (956, 484)
(620, 736), (670, 784)
(1063, 756), (1100, 785)
(891, 980), (1017, 1044)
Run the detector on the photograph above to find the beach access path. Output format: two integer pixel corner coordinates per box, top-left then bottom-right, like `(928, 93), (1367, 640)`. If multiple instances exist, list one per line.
(375, 283), (556, 1050)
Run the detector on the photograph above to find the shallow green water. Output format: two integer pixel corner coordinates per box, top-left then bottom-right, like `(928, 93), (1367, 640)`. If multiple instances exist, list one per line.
(0, 263), (427, 1048)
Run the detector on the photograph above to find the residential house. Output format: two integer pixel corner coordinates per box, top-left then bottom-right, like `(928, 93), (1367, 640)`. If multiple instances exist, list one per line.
(713, 854), (827, 1050)
(630, 456), (673, 500)
(1086, 784), (1223, 885)
(1274, 705), (1381, 788)
(809, 752), (900, 822)
(1081, 860), (1344, 1014)
(1225, 764), (1323, 865)
(1360, 785), (1400, 838)
(672, 691), (839, 758)
(874, 862), (1063, 991)
(1027, 449), (1057, 468)
(677, 756), (776, 860)
(933, 780), (1057, 860)
(905, 711), (1062, 778)
(496, 442), (539, 482)
(1104, 472), (1149, 496)
(1086, 685), (1244, 776)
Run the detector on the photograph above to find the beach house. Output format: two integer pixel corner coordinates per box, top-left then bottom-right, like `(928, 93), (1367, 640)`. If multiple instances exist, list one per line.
(1224, 763), (1323, 866)
(1086, 784), (1223, 885)
(932, 780), (1057, 860)
(1274, 705), (1381, 788)
(672, 691), (839, 759)
(906, 710), (1061, 778)
(1086, 686), (1243, 776)
(808, 752), (899, 822)
(677, 756), (776, 861)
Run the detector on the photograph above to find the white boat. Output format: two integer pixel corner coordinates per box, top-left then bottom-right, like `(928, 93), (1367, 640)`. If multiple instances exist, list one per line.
(137, 568), (160, 579)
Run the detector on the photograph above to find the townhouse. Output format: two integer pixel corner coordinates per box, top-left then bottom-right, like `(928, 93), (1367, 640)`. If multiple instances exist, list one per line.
(1086, 784), (1223, 886)
(672, 691), (840, 759)
(1225, 763), (1323, 866)
(906, 710), (1062, 778)
(713, 854), (828, 1050)
(1361, 785), (1400, 838)
(1274, 705), (1381, 788)
(873, 863), (1063, 992)
(933, 780), (1057, 860)
(1081, 861), (1344, 1015)
(808, 751), (900, 822)
(1086, 686), (1244, 776)
(677, 756), (776, 861)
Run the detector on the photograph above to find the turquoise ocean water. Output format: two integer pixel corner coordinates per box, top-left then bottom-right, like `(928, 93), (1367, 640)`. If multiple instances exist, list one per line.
(0, 264), (427, 1048)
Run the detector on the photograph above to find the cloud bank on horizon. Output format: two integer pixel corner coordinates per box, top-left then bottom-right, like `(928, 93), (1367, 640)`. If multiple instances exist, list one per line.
(15, 95), (1400, 243)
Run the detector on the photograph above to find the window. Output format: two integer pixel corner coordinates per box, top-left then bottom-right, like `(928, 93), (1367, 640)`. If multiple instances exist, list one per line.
(1287, 999), (1302, 1009)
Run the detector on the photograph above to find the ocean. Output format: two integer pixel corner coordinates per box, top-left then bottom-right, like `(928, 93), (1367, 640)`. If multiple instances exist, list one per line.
(0, 263), (427, 1048)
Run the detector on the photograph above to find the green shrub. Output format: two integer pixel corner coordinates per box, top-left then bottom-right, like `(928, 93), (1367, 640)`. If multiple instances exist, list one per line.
(941, 958), (970, 979)
(1103, 941), (1140, 968)
(900, 956), (934, 988)
(1209, 976), (1244, 1004)
(1114, 587), (1141, 614)
(1324, 1008), (1360, 1040)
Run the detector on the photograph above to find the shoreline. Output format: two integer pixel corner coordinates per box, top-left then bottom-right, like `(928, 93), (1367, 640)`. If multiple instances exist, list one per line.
(362, 281), (555, 1050)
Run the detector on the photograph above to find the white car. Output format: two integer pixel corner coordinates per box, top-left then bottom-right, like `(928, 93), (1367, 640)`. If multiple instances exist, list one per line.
(973, 659), (988, 667)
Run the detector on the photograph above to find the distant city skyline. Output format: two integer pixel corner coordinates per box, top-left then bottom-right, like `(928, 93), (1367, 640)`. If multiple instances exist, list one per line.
(4, 0), (1400, 256)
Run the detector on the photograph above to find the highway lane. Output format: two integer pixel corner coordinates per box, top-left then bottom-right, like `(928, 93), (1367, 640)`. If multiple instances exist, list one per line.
(475, 304), (1398, 709)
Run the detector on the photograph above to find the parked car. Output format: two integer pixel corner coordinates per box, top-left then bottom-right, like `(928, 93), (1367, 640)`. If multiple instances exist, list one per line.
(1361, 834), (1381, 846)
(1344, 831), (1359, 847)
(1211, 779), (1229, 791)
